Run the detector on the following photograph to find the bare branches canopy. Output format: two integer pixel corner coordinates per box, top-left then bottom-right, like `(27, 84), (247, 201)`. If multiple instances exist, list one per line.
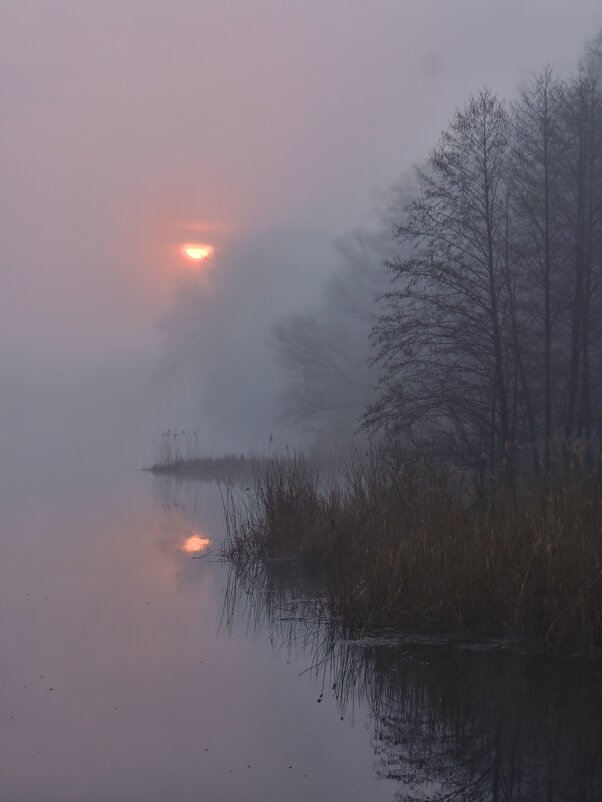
(366, 63), (602, 483)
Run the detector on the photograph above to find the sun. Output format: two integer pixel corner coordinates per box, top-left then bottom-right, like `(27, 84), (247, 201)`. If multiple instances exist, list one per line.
(183, 243), (214, 262)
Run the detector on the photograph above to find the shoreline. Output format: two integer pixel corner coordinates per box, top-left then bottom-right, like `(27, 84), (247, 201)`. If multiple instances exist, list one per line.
(223, 454), (602, 654)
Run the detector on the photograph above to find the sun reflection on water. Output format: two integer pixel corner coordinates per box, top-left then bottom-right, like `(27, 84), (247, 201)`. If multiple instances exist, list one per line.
(181, 534), (211, 554)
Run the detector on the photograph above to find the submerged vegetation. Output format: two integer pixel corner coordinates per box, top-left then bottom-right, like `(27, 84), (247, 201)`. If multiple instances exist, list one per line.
(224, 452), (602, 651)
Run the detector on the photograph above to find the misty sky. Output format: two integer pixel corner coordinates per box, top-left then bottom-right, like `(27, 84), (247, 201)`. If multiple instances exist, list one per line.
(2, 1), (601, 459)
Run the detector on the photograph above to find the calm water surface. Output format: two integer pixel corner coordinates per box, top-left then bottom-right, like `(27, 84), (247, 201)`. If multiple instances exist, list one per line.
(0, 462), (395, 802)
(2, 462), (601, 801)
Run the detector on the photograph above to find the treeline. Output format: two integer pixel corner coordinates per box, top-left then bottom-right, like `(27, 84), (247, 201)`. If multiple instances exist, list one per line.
(273, 35), (602, 489)
(366, 48), (602, 487)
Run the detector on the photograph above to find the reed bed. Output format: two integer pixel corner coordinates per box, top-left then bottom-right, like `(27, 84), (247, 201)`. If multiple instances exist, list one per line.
(224, 453), (602, 651)
(148, 430), (275, 479)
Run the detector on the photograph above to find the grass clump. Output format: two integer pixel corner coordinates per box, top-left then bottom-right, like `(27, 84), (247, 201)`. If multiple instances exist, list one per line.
(148, 430), (269, 479)
(224, 452), (602, 651)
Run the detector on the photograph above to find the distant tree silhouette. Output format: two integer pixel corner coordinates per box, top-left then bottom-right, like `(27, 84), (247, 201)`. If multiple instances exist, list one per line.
(272, 206), (405, 449)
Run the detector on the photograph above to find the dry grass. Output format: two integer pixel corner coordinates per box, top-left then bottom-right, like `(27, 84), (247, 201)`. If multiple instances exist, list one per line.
(147, 430), (290, 480)
(224, 453), (602, 651)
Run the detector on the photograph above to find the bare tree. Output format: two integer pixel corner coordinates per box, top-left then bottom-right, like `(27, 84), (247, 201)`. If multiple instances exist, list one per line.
(557, 69), (602, 460)
(585, 29), (602, 80)
(510, 67), (564, 475)
(366, 56), (602, 484)
(272, 226), (395, 448)
(270, 37), (602, 481)
(366, 90), (516, 482)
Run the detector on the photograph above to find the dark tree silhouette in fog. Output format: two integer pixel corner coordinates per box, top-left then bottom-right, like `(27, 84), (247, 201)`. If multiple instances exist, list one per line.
(272, 223), (398, 448)
(367, 90), (517, 480)
(366, 50), (602, 486)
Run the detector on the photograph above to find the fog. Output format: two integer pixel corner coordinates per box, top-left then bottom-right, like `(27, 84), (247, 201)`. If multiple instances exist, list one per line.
(4, 6), (602, 801)
(2, 0), (601, 465)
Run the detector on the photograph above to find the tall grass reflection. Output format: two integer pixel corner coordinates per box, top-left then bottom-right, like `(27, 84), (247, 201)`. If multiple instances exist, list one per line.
(223, 550), (602, 801)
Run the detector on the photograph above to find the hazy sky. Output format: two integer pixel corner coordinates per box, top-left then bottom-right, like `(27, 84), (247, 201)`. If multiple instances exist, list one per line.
(1, 1), (601, 457)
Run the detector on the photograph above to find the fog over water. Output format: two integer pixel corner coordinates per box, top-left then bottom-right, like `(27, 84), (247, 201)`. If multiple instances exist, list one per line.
(3, 4), (602, 801)
(2, 1), (602, 461)
(0, 464), (400, 801)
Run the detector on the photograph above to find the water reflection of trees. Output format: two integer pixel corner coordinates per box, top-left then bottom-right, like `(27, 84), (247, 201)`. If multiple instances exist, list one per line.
(346, 643), (602, 801)
(225, 561), (602, 801)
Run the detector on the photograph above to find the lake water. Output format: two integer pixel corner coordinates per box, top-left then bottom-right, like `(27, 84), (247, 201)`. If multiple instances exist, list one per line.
(2, 462), (601, 801)
(0, 463), (396, 802)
